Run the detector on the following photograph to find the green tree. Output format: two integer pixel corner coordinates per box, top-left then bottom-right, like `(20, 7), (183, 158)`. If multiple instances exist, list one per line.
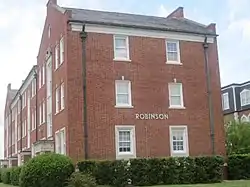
(226, 120), (250, 155)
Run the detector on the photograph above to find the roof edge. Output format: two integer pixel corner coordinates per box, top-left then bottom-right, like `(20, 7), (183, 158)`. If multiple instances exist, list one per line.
(68, 19), (218, 37)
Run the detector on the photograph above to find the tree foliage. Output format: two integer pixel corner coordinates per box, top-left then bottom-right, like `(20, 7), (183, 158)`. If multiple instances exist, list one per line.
(225, 120), (250, 155)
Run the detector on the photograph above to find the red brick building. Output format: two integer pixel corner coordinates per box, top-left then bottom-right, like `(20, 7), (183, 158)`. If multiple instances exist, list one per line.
(2, 0), (225, 166)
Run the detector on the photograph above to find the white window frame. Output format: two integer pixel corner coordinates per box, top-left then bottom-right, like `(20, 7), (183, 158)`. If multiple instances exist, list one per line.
(115, 80), (133, 108)
(60, 83), (65, 110)
(39, 104), (42, 125)
(115, 125), (136, 159)
(166, 40), (181, 64)
(169, 125), (189, 156)
(42, 100), (46, 123)
(42, 64), (45, 86)
(55, 127), (66, 155)
(59, 36), (64, 64)
(222, 92), (229, 110)
(241, 115), (249, 122)
(39, 68), (42, 89)
(240, 89), (250, 106)
(168, 83), (184, 109)
(32, 79), (36, 97)
(48, 25), (51, 38)
(113, 35), (130, 61)
(55, 86), (60, 113)
(55, 44), (59, 70)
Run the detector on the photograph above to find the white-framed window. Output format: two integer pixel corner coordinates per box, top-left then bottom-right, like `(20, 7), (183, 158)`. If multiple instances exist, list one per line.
(55, 86), (60, 113)
(169, 126), (189, 157)
(39, 104), (42, 125)
(42, 64), (45, 85)
(59, 36), (64, 64)
(166, 40), (180, 64)
(114, 35), (130, 61)
(17, 124), (21, 140)
(115, 80), (132, 107)
(115, 125), (136, 159)
(42, 100), (46, 123)
(168, 83), (184, 108)
(48, 25), (51, 38)
(22, 119), (27, 138)
(55, 128), (66, 155)
(31, 111), (35, 131)
(31, 79), (36, 97)
(55, 44), (59, 70)
(60, 83), (65, 110)
(39, 68), (42, 89)
(222, 92), (229, 110)
(22, 92), (26, 108)
(240, 89), (250, 106)
(241, 115), (249, 122)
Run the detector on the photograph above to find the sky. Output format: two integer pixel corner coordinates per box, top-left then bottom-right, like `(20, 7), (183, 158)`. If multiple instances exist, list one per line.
(0, 0), (250, 158)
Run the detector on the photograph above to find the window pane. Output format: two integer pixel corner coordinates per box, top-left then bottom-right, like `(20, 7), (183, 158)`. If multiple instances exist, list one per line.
(171, 96), (181, 105)
(115, 38), (126, 48)
(115, 49), (127, 58)
(117, 83), (128, 94)
(117, 94), (129, 104)
(170, 85), (180, 95)
(167, 42), (177, 52)
(168, 52), (178, 61)
(119, 131), (130, 141)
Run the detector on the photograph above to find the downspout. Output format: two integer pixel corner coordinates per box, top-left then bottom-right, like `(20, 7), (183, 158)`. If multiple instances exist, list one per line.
(203, 36), (215, 155)
(19, 94), (23, 151)
(80, 25), (89, 159)
(9, 107), (12, 156)
(34, 72), (38, 142)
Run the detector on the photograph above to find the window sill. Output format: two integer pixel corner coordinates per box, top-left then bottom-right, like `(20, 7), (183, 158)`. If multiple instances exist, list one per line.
(169, 106), (186, 109)
(115, 105), (134, 109)
(113, 58), (131, 62)
(55, 108), (64, 115)
(166, 61), (182, 65)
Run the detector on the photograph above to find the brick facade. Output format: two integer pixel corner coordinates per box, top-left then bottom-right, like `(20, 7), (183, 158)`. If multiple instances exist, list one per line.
(3, 0), (226, 164)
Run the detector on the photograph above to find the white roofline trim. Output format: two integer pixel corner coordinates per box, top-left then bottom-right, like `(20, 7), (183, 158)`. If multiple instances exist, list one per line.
(70, 23), (214, 43)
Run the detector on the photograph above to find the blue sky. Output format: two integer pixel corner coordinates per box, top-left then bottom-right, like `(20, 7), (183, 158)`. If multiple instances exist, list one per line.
(0, 0), (249, 158)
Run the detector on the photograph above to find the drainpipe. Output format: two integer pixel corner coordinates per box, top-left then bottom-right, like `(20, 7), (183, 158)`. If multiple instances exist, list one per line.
(9, 107), (12, 157)
(203, 36), (215, 155)
(80, 25), (89, 160)
(19, 94), (23, 151)
(34, 72), (38, 142)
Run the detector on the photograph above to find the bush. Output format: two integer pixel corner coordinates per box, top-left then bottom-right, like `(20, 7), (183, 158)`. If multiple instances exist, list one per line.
(1, 168), (11, 184)
(0, 168), (2, 182)
(10, 166), (22, 186)
(67, 172), (97, 187)
(19, 153), (75, 187)
(228, 154), (250, 180)
(77, 156), (224, 186)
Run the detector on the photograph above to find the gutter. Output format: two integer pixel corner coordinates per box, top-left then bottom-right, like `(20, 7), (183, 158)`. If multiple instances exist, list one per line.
(203, 36), (215, 155)
(68, 19), (218, 37)
(80, 25), (89, 160)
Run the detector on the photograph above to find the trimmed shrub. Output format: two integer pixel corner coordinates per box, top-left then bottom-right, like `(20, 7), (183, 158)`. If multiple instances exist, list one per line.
(228, 154), (250, 180)
(10, 166), (22, 186)
(19, 153), (75, 187)
(1, 168), (11, 184)
(77, 156), (224, 186)
(67, 172), (97, 187)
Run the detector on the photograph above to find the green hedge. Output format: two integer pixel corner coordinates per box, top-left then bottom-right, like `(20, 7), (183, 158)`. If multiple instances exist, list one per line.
(19, 153), (75, 187)
(10, 166), (22, 186)
(0, 168), (2, 182)
(77, 156), (224, 186)
(1, 168), (11, 184)
(228, 154), (250, 180)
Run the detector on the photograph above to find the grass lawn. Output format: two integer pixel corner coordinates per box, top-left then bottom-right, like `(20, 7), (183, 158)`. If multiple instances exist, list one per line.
(1, 181), (250, 187)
